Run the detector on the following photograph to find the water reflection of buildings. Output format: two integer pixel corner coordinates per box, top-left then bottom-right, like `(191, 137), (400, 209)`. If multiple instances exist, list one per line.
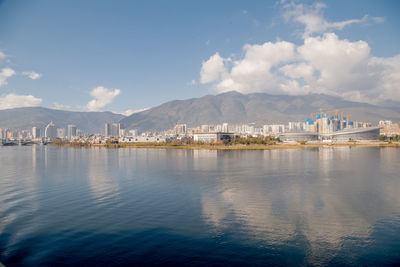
(200, 147), (400, 263)
(87, 149), (121, 203)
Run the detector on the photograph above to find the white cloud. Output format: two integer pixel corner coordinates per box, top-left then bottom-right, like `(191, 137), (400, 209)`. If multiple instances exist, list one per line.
(372, 16), (385, 24)
(22, 71), (42, 80)
(199, 2), (398, 103)
(282, 2), (382, 38)
(52, 102), (72, 110)
(200, 33), (400, 103)
(0, 93), (42, 110)
(0, 67), (16, 86)
(200, 52), (228, 84)
(86, 86), (120, 111)
(0, 50), (5, 62)
(207, 41), (296, 94)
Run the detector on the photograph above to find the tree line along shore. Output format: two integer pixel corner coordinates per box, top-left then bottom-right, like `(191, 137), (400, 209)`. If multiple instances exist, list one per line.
(52, 137), (400, 150)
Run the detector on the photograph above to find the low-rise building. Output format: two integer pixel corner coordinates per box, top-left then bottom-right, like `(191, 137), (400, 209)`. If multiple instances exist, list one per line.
(119, 136), (166, 143)
(193, 132), (234, 143)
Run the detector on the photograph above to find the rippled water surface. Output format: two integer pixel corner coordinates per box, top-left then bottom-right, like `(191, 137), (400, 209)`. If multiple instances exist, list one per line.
(0, 146), (400, 266)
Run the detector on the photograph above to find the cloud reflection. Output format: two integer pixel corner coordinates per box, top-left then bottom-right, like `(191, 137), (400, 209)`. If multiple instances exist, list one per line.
(200, 147), (400, 262)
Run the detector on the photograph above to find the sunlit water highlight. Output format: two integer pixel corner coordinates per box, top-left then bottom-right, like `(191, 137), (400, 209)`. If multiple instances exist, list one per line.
(0, 146), (400, 266)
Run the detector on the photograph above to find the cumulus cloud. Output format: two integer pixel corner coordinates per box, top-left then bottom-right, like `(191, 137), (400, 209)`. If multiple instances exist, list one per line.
(0, 67), (16, 86)
(282, 2), (382, 38)
(200, 33), (400, 103)
(0, 93), (42, 110)
(201, 41), (295, 93)
(52, 102), (73, 110)
(86, 86), (120, 111)
(22, 71), (42, 80)
(199, 2), (399, 103)
(200, 52), (228, 84)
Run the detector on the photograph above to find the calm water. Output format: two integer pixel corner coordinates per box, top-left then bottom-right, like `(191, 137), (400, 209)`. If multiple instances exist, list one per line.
(0, 146), (400, 266)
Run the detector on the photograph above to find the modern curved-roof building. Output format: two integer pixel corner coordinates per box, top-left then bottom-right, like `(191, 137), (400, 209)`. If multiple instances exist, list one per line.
(322, 126), (381, 141)
(280, 126), (381, 141)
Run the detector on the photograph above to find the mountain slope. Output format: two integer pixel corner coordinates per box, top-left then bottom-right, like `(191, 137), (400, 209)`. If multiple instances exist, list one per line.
(0, 107), (124, 133)
(121, 91), (400, 132)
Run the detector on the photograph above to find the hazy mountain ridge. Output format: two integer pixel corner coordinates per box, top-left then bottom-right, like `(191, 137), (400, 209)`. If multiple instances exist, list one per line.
(0, 107), (124, 133)
(1, 92), (399, 134)
(120, 91), (400, 132)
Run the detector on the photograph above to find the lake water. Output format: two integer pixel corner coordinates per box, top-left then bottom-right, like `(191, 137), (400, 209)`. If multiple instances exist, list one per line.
(0, 146), (399, 266)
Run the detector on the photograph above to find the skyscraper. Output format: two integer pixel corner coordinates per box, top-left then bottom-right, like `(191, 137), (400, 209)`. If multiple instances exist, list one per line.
(222, 123), (229, 132)
(105, 123), (111, 137)
(67, 125), (77, 140)
(110, 123), (124, 137)
(32, 127), (41, 139)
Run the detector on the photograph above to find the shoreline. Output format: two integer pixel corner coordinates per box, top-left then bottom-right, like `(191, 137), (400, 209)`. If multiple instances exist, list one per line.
(52, 142), (400, 150)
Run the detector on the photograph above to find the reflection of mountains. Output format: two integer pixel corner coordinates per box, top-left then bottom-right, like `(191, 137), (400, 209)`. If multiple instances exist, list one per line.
(200, 147), (400, 261)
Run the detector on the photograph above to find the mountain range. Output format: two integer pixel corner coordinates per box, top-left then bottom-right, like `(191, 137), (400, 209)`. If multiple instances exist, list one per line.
(121, 91), (400, 132)
(1, 91), (400, 133)
(0, 107), (124, 133)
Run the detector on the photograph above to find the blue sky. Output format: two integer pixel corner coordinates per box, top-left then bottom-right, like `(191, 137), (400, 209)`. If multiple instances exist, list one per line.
(0, 0), (399, 114)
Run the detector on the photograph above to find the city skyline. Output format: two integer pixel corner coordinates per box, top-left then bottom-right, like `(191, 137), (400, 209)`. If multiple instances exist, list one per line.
(0, 0), (399, 115)
(2, 108), (399, 144)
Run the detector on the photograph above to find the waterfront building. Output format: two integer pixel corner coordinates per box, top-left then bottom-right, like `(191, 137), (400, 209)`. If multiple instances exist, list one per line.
(45, 122), (57, 140)
(379, 120), (400, 136)
(173, 124), (187, 135)
(105, 123), (111, 137)
(280, 132), (318, 142)
(111, 123), (123, 137)
(129, 129), (137, 137)
(288, 122), (305, 132)
(222, 123), (229, 133)
(201, 125), (209, 133)
(119, 136), (166, 143)
(76, 129), (83, 136)
(193, 132), (234, 143)
(32, 127), (41, 139)
(57, 128), (66, 139)
(263, 124), (285, 134)
(67, 125), (77, 140)
(6, 129), (14, 139)
(280, 111), (381, 141)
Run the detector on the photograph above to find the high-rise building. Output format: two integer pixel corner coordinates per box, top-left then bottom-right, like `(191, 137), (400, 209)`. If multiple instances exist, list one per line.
(110, 123), (124, 137)
(111, 123), (119, 137)
(222, 123), (229, 132)
(57, 128), (66, 139)
(32, 127), (41, 139)
(67, 125), (77, 140)
(201, 125), (209, 133)
(105, 123), (111, 137)
(118, 123), (124, 137)
(45, 122), (57, 140)
(173, 124), (187, 135)
(129, 129), (137, 137)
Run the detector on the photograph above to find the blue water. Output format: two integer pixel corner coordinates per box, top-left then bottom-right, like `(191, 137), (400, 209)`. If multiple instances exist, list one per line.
(0, 146), (400, 266)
